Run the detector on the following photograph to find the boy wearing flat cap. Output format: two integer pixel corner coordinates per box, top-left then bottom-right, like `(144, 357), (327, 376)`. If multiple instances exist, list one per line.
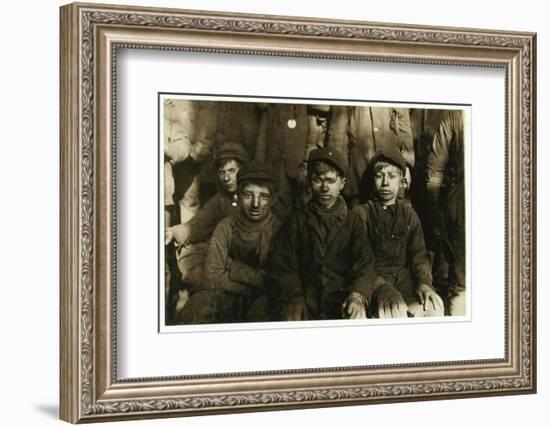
(267, 148), (376, 321)
(354, 149), (444, 318)
(180, 162), (281, 323)
(164, 142), (248, 322)
(165, 142), (249, 247)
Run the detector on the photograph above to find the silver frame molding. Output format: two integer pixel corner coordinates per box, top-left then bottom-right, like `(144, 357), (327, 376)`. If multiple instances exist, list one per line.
(60, 2), (536, 423)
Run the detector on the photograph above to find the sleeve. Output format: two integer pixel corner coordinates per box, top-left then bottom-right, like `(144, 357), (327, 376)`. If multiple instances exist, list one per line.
(204, 219), (249, 295)
(426, 110), (454, 185)
(326, 106), (350, 160)
(164, 162), (175, 207)
(190, 101), (218, 163)
(254, 106), (269, 162)
(304, 105), (330, 157)
(266, 215), (304, 304)
(348, 208), (377, 303)
(164, 101), (191, 163)
(393, 108), (415, 168)
(229, 260), (266, 289)
(406, 209), (433, 288)
(186, 196), (222, 244)
(425, 111), (455, 236)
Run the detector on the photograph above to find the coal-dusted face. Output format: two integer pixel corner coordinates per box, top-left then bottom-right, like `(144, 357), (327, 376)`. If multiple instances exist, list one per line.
(310, 168), (346, 209)
(373, 161), (402, 205)
(238, 182), (274, 222)
(217, 159), (240, 194)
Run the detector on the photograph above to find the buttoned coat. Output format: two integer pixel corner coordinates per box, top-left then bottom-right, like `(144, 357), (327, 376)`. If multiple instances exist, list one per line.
(354, 200), (432, 305)
(267, 201), (376, 319)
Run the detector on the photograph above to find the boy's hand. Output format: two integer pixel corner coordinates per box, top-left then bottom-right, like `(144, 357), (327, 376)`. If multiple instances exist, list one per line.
(341, 292), (367, 319)
(416, 284), (444, 314)
(376, 284), (408, 319)
(402, 166), (412, 190)
(164, 223), (190, 246)
(283, 297), (308, 321)
(164, 228), (174, 245)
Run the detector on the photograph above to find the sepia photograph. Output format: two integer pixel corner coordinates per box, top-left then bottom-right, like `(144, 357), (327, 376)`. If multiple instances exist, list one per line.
(58, 2), (536, 422)
(161, 96), (469, 328)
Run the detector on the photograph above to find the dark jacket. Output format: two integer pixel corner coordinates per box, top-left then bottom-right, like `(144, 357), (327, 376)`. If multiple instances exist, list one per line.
(426, 109), (464, 186)
(267, 199), (376, 319)
(215, 102), (263, 158)
(187, 192), (239, 244)
(205, 214), (282, 297)
(354, 200), (432, 303)
(255, 104), (317, 180)
(425, 109), (465, 293)
(186, 191), (288, 245)
(425, 109), (465, 230)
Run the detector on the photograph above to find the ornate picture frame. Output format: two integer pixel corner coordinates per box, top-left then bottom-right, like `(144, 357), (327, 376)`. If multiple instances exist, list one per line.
(60, 2), (536, 423)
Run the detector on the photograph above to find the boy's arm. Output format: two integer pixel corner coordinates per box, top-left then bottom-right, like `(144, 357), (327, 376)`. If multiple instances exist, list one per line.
(351, 206), (408, 318)
(407, 209), (433, 289)
(407, 210), (444, 313)
(426, 111), (454, 198)
(266, 216), (305, 312)
(229, 260), (265, 289)
(348, 208), (377, 305)
(204, 220), (249, 295)
(186, 195), (224, 244)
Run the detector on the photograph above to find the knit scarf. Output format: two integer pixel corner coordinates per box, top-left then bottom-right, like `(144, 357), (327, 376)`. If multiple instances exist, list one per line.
(233, 211), (275, 266)
(308, 196), (348, 240)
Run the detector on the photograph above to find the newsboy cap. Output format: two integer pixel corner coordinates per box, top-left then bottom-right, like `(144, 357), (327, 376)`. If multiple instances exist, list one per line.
(307, 147), (349, 176)
(367, 148), (408, 175)
(214, 142), (249, 165)
(237, 162), (278, 193)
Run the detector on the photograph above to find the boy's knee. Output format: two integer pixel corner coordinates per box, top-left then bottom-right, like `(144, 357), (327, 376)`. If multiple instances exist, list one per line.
(247, 295), (270, 322)
(407, 301), (444, 318)
(178, 290), (222, 324)
(449, 290), (466, 316)
(176, 243), (208, 287)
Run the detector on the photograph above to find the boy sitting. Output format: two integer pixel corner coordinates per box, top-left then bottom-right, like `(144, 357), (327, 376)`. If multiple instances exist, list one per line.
(179, 162), (281, 324)
(354, 149), (444, 318)
(164, 142), (248, 322)
(267, 148), (375, 321)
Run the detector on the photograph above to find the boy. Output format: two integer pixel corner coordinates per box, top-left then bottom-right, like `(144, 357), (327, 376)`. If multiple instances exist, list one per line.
(179, 162), (281, 324)
(267, 148), (375, 321)
(327, 106), (414, 206)
(165, 142), (248, 248)
(355, 149), (444, 318)
(164, 142), (248, 322)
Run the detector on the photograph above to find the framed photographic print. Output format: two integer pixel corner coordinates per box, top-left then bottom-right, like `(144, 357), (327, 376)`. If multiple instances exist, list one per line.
(60, 2), (536, 423)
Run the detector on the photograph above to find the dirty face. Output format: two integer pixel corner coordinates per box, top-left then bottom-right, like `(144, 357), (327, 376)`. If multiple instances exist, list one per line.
(310, 169), (346, 209)
(373, 162), (402, 205)
(238, 182), (274, 222)
(217, 159), (240, 194)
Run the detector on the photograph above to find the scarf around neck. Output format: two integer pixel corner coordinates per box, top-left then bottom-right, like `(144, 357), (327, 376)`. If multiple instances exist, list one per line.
(232, 210), (275, 266)
(308, 196), (348, 239)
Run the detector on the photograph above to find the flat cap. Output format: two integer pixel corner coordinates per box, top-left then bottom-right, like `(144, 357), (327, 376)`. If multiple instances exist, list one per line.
(308, 147), (349, 176)
(237, 162), (278, 193)
(367, 148), (407, 175)
(214, 142), (249, 165)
